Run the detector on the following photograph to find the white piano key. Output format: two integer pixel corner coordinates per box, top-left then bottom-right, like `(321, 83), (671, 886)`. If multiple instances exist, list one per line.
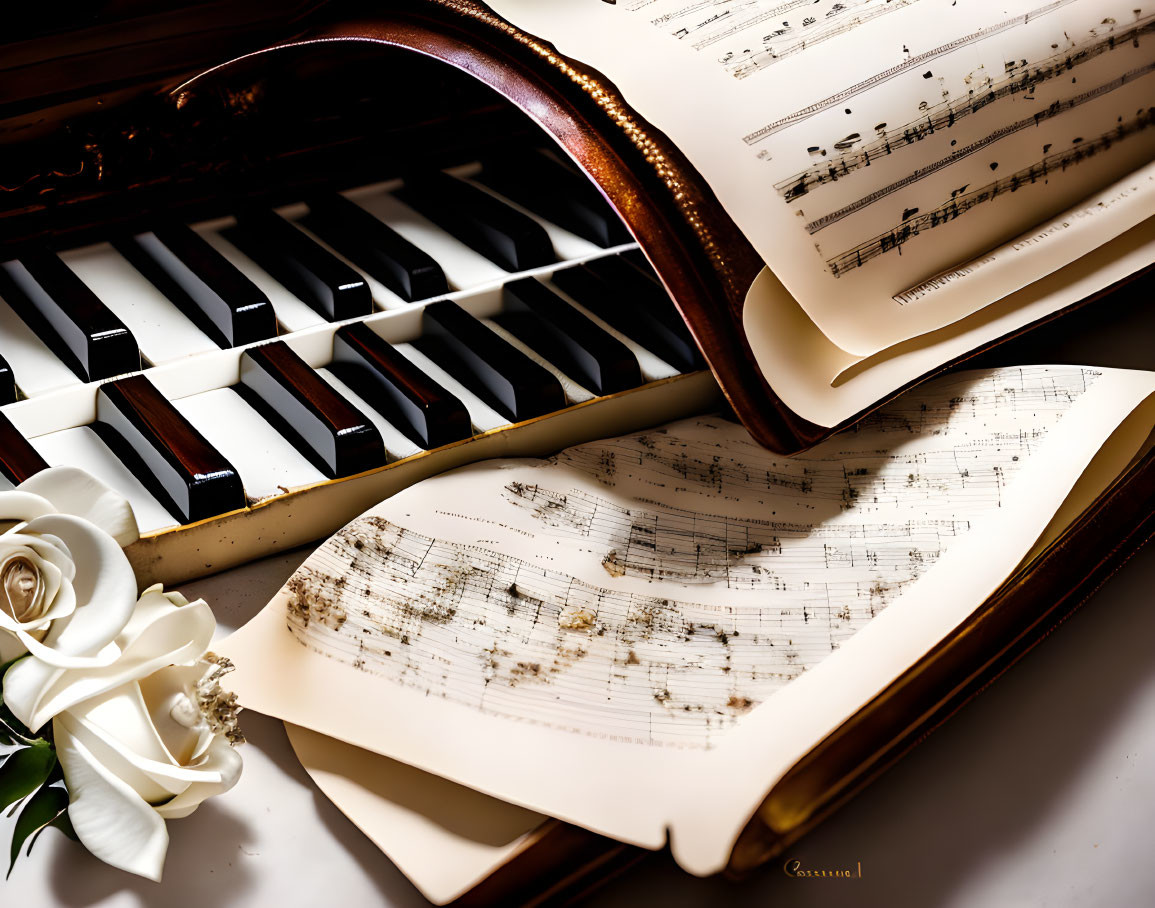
(171, 387), (325, 503)
(546, 280), (680, 383)
(195, 223), (328, 334)
(479, 317), (593, 406)
(314, 367), (425, 461)
(61, 243), (219, 364)
(0, 296), (84, 396)
(29, 426), (179, 534)
(392, 342), (509, 434)
(341, 186), (508, 291)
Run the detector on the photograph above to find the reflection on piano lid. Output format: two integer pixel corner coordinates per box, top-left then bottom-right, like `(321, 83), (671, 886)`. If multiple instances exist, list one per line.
(0, 158), (720, 583)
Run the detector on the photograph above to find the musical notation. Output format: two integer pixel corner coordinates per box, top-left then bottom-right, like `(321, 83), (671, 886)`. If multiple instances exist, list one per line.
(805, 64), (1155, 233)
(776, 16), (1155, 202)
(826, 109), (1155, 277)
(741, 0), (1081, 144)
(282, 366), (1100, 748)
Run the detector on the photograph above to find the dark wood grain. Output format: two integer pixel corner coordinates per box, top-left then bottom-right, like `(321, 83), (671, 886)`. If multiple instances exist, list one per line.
(96, 375), (246, 523)
(240, 340), (386, 478)
(332, 322), (472, 449)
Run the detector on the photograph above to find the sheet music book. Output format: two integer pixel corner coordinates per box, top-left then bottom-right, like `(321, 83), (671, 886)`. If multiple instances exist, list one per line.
(480, 0), (1155, 432)
(221, 363), (1155, 901)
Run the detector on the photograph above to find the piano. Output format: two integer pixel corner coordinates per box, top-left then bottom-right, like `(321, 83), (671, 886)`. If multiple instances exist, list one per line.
(0, 2), (722, 585)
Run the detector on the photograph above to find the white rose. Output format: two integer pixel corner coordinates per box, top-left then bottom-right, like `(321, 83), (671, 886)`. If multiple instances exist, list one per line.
(39, 586), (241, 881)
(1, 466), (139, 671)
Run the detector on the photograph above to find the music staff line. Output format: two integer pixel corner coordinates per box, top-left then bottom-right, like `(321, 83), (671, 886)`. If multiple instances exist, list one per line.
(721, 0), (923, 79)
(776, 15), (1155, 203)
(804, 62), (1155, 234)
(742, 0), (1081, 144)
(826, 108), (1155, 277)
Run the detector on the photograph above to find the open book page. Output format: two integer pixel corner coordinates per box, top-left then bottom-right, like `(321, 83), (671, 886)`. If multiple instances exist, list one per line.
(219, 365), (1155, 874)
(486, 0), (1155, 355)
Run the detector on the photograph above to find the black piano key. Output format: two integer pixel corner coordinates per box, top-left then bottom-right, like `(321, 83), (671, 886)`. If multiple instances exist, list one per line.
(500, 277), (640, 395)
(479, 151), (633, 248)
(95, 376), (246, 523)
(418, 300), (565, 422)
(332, 323), (472, 450)
(620, 248), (662, 284)
(224, 209), (373, 322)
(0, 253), (141, 382)
(551, 261), (702, 372)
(114, 224), (277, 348)
(0, 354), (15, 404)
(397, 172), (555, 272)
(0, 412), (48, 484)
(303, 194), (448, 302)
(239, 341), (386, 478)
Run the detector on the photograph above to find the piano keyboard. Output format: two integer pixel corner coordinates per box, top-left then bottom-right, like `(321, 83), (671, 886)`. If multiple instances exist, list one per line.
(0, 152), (719, 585)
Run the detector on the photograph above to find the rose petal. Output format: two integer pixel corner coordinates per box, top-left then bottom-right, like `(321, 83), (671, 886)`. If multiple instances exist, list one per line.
(17, 467), (139, 546)
(154, 737), (243, 820)
(22, 514), (138, 658)
(0, 491), (57, 525)
(5, 595), (215, 731)
(53, 714), (170, 882)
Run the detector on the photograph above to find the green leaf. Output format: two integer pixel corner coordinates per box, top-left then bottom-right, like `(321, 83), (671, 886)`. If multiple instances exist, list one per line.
(49, 807), (78, 842)
(0, 703), (37, 745)
(0, 742), (56, 815)
(8, 784), (69, 878)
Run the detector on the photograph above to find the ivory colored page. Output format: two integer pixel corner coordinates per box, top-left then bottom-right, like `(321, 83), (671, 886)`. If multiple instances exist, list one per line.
(220, 365), (1155, 875)
(746, 211), (1155, 427)
(487, 0), (1155, 355)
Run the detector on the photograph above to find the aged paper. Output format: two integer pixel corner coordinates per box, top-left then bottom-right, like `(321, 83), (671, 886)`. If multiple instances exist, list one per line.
(486, 0), (1155, 354)
(221, 365), (1155, 873)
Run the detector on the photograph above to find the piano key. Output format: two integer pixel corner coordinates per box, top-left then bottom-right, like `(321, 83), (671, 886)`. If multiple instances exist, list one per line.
(172, 388), (326, 503)
(418, 300), (566, 422)
(0, 411), (49, 485)
(0, 354), (15, 405)
(0, 253), (140, 382)
(63, 243), (219, 364)
(302, 194), (447, 304)
(239, 341), (386, 479)
(114, 224), (278, 348)
(314, 368), (424, 462)
(550, 260), (702, 372)
(335, 188), (506, 291)
(396, 172), (555, 272)
(96, 376), (246, 524)
(620, 248), (662, 283)
(392, 342), (508, 434)
(478, 151), (633, 249)
(196, 223), (328, 333)
(331, 322), (472, 450)
(479, 317), (594, 406)
(0, 295), (84, 396)
(500, 277), (641, 395)
(30, 426), (179, 534)
(220, 209), (375, 321)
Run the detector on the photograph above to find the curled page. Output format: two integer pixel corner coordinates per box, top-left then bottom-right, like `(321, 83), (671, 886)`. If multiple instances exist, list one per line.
(220, 365), (1155, 874)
